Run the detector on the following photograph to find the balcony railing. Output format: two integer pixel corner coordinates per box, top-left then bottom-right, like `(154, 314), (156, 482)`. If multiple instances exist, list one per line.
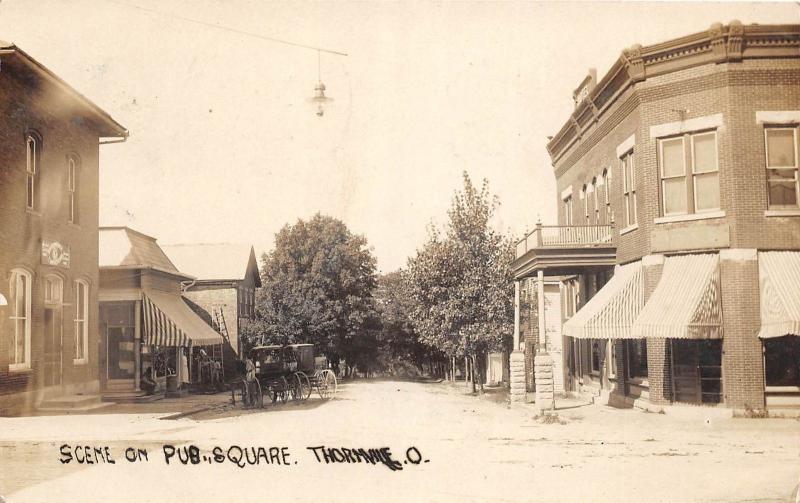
(515, 224), (613, 258)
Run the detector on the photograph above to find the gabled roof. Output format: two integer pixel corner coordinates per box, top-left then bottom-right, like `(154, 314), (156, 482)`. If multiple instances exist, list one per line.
(99, 227), (191, 279)
(0, 41), (127, 138)
(161, 243), (262, 286)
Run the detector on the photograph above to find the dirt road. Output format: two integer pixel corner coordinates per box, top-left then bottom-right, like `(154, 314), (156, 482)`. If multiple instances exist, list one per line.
(1, 379), (798, 502)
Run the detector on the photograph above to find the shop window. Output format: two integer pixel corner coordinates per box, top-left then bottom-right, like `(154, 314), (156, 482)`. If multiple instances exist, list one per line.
(9, 269), (32, 370)
(764, 127), (799, 209)
(626, 339), (648, 379)
(26, 133), (40, 211)
(590, 340), (601, 375)
(67, 155), (79, 224)
(658, 131), (720, 216)
(621, 150), (637, 226)
(764, 336), (800, 387)
(74, 280), (89, 363)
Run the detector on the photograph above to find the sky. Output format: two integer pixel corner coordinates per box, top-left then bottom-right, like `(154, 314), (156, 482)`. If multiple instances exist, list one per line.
(0, 1), (797, 272)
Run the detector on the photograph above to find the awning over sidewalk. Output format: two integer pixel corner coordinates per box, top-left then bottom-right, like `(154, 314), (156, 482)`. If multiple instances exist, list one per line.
(142, 292), (224, 347)
(758, 251), (800, 339)
(631, 254), (722, 339)
(563, 260), (644, 339)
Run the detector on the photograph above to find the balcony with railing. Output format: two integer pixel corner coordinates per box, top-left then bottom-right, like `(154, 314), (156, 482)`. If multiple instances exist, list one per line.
(512, 223), (616, 278)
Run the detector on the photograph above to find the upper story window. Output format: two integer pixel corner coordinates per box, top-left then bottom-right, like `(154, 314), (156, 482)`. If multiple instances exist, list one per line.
(581, 185), (589, 224)
(621, 150), (637, 227)
(9, 269), (32, 370)
(591, 177), (599, 224)
(26, 133), (40, 211)
(602, 169), (612, 224)
(67, 155), (79, 224)
(74, 280), (89, 363)
(765, 126), (799, 209)
(658, 131), (719, 216)
(563, 195), (573, 225)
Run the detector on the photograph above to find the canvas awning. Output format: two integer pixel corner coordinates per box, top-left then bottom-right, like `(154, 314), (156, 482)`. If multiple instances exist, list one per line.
(758, 251), (800, 339)
(563, 260), (644, 339)
(631, 254), (722, 339)
(142, 292), (224, 347)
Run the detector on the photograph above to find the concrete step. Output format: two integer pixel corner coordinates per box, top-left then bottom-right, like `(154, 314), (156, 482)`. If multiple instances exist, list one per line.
(101, 390), (164, 403)
(37, 394), (114, 414)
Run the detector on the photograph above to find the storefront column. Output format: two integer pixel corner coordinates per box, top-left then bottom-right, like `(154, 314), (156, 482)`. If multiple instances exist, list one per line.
(134, 300), (141, 390)
(642, 254), (670, 404)
(534, 270), (555, 411)
(510, 280), (525, 403)
(720, 249), (764, 410)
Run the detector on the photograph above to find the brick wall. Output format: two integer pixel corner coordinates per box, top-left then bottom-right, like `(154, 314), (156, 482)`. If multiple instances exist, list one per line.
(0, 60), (105, 414)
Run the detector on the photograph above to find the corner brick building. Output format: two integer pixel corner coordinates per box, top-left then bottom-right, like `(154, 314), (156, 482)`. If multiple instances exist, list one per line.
(511, 22), (800, 414)
(0, 42), (127, 414)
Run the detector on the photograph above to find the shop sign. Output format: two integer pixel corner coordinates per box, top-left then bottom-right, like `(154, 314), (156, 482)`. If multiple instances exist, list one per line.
(41, 240), (71, 268)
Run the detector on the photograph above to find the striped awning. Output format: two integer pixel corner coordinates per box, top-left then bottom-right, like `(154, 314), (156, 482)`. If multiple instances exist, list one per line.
(631, 254), (722, 339)
(142, 292), (224, 347)
(563, 261), (644, 339)
(758, 251), (800, 339)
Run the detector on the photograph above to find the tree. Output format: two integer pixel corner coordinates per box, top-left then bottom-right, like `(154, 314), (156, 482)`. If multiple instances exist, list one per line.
(245, 214), (379, 370)
(405, 172), (514, 391)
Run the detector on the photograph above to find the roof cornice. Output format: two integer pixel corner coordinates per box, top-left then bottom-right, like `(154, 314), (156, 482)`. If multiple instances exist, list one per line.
(546, 22), (800, 166)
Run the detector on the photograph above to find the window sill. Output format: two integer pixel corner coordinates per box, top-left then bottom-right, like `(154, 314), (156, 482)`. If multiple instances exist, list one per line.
(25, 209), (41, 217)
(765, 209), (800, 217)
(619, 223), (639, 235)
(654, 210), (725, 225)
(68, 222), (82, 230)
(73, 359), (88, 366)
(8, 364), (32, 373)
(628, 378), (649, 388)
(765, 385), (800, 393)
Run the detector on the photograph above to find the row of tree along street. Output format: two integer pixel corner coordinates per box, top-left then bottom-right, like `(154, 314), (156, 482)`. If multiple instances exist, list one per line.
(243, 172), (514, 391)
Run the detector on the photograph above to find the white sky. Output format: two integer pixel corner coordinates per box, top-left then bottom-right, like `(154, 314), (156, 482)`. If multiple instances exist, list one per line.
(1, 1), (797, 272)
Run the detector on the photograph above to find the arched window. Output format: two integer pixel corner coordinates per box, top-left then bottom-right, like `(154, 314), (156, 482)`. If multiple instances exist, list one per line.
(9, 269), (32, 370)
(74, 280), (89, 363)
(581, 185), (589, 224)
(602, 168), (611, 224)
(592, 177), (599, 224)
(26, 133), (41, 211)
(67, 155), (79, 224)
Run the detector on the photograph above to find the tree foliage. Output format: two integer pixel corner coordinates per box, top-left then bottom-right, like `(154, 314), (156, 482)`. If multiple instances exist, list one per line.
(405, 172), (514, 359)
(244, 214), (379, 363)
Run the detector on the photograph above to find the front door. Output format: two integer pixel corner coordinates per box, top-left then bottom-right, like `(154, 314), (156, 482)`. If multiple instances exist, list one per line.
(101, 302), (137, 391)
(43, 308), (62, 387)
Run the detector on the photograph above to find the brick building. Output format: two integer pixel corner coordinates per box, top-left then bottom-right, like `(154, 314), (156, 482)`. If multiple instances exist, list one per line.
(161, 243), (260, 355)
(511, 22), (800, 414)
(0, 42), (127, 415)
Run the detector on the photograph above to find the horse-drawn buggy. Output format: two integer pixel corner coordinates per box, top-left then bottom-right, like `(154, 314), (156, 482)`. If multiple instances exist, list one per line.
(232, 343), (338, 408)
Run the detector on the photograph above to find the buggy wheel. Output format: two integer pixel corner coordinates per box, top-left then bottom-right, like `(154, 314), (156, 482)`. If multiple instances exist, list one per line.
(278, 376), (289, 404)
(296, 372), (312, 400)
(289, 373), (304, 402)
(317, 369), (338, 400)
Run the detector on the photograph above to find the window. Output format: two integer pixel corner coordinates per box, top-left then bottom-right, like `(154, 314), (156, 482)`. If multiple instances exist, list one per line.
(592, 177), (599, 224)
(67, 156), (79, 223)
(602, 169), (611, 224)
(658, 131), (720, 216)
(607, 340), (617, 379)
(9, 269), (32, 370)
(621, 150), (637, 226)
(45, 276), (63, 305)
(590, 340), (601, 375)
(582, 185), (589, 224)
(764, 336), (800, 387)
(626, 339), (648, 379)
(26, 134), (39, 211)
(764, 127), (799, 209)
(563, 195), (573, 225)
(74, 280), (89, 363)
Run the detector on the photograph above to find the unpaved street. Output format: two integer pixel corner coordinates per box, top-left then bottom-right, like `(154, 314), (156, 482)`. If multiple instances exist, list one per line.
(1, 380), (799, 503)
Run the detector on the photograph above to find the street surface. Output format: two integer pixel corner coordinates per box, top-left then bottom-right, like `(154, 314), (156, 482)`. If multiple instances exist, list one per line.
(1, 379), (799, 502)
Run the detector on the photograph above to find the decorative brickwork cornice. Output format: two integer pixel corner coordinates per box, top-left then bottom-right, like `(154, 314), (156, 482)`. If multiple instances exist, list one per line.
(547, 22), (800, 167)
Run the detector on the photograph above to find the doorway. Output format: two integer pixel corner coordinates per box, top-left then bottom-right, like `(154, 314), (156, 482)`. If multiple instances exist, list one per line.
(43, 308), (62, 387)
(101, 302), (136, 390)
(670, 340), (723, 404)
